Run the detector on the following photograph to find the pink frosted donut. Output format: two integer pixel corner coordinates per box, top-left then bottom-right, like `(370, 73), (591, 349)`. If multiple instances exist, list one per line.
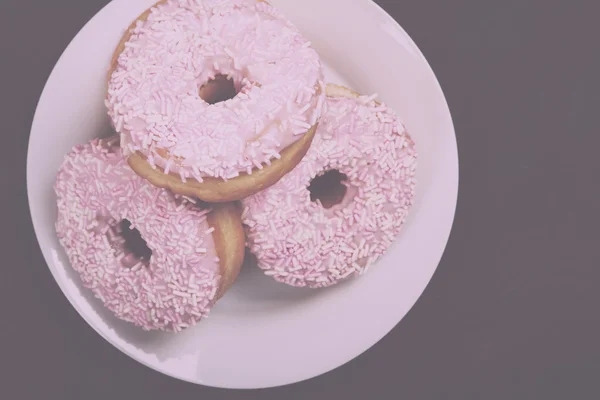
(55, 137), (244, 331)
(107, 0), (326, 202)
(242, 84), (418, 288)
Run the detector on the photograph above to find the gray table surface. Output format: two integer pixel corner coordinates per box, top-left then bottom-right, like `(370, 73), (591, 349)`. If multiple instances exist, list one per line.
(2, 0), (599, 398)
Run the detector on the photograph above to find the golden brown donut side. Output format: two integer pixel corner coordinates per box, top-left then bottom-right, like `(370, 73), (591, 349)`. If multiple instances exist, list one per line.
(325, 83), (361, 99)
(127, 124), (317, 202)
(207, 202), (246, 300)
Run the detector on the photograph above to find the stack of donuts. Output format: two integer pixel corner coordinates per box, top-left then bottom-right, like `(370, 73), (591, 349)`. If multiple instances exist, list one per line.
(55, 0), (417, 332)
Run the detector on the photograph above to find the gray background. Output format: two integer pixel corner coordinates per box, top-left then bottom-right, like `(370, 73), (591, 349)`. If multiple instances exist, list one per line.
(1, 0), (598, 398)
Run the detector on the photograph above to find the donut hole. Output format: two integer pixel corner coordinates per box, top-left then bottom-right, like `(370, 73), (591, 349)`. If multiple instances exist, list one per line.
(117, 219), (152, 268)
(199, 74), (239, 104)
(308, 170), (349, 209)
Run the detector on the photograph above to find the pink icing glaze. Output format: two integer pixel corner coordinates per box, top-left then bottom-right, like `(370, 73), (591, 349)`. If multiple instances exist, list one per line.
(107, 0), (326, 182)
(242, 91), (418, 288)
(55, 138), (221, 331)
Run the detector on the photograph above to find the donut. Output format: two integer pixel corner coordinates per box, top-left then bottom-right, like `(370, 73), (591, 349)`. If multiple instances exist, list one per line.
(55, 137), (245, 331)
(107, 0), (326, 203)
(242, 84), (418, 288)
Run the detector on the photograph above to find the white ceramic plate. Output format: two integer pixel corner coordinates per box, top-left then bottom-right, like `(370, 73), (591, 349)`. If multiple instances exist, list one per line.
(27, 0), (458, 389)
